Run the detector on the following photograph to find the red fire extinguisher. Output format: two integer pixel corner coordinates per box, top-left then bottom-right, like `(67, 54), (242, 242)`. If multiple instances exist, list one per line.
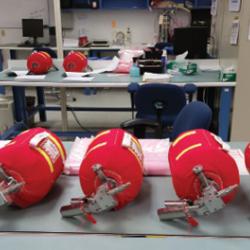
(0, 128), (66, 208)
(157, 129), (239, 227)
(27, 51), (53, 74)
(63, 51), (88, 72)
(60, 128), (144, 223)
(244, 143), (250, 172)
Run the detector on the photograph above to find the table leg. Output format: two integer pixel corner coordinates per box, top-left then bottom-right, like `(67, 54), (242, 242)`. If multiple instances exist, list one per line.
(36, 87), (47, 122)
(12, 86), (27, 124)
(0, 50), (5, 95)
(218, 87), (233, 141)
(60, 88), (68, 131)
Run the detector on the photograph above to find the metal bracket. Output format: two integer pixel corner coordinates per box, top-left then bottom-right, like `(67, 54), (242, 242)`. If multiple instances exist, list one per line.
(60, 164), (130, 223)
(0, 165), (24, 206)
(157, 165), (238, 226)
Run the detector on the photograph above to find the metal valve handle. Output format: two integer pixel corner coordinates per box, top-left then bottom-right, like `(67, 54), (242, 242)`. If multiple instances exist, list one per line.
(157, 165), (238, 227)
(0, 165), (24, 206)
(60, 164), (130, 223)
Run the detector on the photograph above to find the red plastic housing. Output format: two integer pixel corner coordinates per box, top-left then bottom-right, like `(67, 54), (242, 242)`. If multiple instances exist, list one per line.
(244, 143), (250, 172)
(0, 128), (66, 208)
(27, 51), (53, 74)
(79, 129), (143, 209)
(168, 129), (240, 204)
(63, 51), (88, 72)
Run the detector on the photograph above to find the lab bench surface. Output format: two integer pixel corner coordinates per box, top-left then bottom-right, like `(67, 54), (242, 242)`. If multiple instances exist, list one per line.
(1, 234), (250, 250)
(0, 60), (236, 141)
(0, 141), (249, 249)
(0, 175), (250, 237)
(0, 68), (234, 87)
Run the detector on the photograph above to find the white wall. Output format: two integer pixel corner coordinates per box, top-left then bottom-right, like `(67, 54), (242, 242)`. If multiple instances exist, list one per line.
(63, 9), (161, 46)
(0, 2), (190, 47)
(0, 0), (52, 44)
(210, 0), (239, 69)
(62, 8), (190, 46)
(231, 0), (250, 140)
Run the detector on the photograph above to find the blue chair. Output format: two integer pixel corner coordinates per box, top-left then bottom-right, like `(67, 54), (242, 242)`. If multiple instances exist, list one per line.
(122, 83), (188, 138)
(170, 101), (212, 140)
(121, 82), (211, 139)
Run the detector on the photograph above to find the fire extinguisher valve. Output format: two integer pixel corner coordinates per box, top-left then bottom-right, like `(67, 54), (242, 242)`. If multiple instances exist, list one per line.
(0, 166), (24, 206)
(60, 164), (130, 223)
(157, 165), (238, 226)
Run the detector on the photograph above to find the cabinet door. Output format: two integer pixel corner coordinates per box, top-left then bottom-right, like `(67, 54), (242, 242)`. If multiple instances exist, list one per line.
(101, 0), (149, 9)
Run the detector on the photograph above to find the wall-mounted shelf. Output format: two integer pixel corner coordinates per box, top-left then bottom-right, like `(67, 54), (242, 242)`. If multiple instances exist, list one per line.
(185, 0), (212, 9)
(101, 0), (149, 9)
(61, 0), (150, 10)
(60, 0), (211, 10)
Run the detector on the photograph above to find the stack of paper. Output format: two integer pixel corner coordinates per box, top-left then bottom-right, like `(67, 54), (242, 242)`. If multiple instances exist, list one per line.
(142, 72), (172, 83)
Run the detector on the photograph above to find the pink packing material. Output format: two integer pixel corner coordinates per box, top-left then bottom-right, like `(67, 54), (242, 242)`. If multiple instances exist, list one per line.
(114, 49), (144, 73)
(64, 137), (170, 176)
(60, 137), (250, 176)
(141, 139), (170, 176)
(114, 62), (133, 73)
(64, 137), (92, 175)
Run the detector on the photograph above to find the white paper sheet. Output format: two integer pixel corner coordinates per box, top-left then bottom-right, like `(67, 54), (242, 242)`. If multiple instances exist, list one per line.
(175, 51), (188, 61)
(64, 57), (119, 77)
(15, 75), (46, 80)
(230, 19), (240, 45)
(142, 72), (172, 83)
(65, 72), (86, 77)
(0, 140), (10, 148)
(12, 70), (29, 76)
(65, 69), (105, 77)
(211, 0), (218, 16)
(63, 76), (94, 82)
(229, 0), (241, 12)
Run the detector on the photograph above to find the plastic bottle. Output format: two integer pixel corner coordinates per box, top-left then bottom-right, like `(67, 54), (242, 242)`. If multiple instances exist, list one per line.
(161, 49), (168, 73)
(130, 58), (140, 78)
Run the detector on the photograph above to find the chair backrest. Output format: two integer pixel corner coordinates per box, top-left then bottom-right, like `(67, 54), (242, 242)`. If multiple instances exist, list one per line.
(135, 83), (186, 126)
(171, 101), (212, 140)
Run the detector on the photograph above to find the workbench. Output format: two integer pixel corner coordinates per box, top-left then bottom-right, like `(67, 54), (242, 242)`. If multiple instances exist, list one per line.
(0, 59), (235, 140)
(0, 142), (249, 249)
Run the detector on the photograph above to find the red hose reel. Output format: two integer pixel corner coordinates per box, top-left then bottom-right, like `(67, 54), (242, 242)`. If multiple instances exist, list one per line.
(158, 129), (240, 226)
(63, 51), (88, 72)
(60, 128), (144, 223)
(0, 128), (66, 208)
(27, 51), (53, 74)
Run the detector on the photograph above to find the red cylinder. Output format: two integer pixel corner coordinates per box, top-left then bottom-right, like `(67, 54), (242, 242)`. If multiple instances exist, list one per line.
(0, 128), (66, 208)
(27, 51), (53, 74)
(79, 129), (143, 209)
(63, 51), (88, 72)
(168, 129), (239, 204)
(244, 143), (250, 171)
